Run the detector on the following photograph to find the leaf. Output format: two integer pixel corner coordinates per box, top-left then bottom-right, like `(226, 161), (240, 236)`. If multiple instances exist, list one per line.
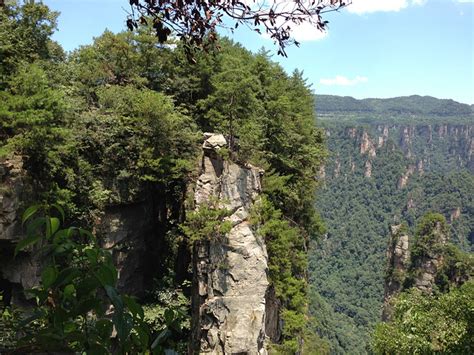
(104, 285), (123, 312)
(26, 217), (46, 236)
(53, 267), (80, 287)
(49, 217), (60, 237)
(22, 204), (41, 225)
(18, 309), (46, 328)
(51, 203), (65, 223)
(63, 284), (75, 299)
(123, 295), (144, 320)
(14, 234), (41, 256)
(41, 266), (58, 289)
(95, 319), (113, 339)
(151, 329), (171, 348)
(78, 228), (95, 241)
(95, 264), (117, 287)
(113, 311), (133, 342)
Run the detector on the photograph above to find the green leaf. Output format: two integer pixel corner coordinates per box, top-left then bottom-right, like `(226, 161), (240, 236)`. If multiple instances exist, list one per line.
(26, 217), (46, 236)
(22, 204), (41, 225)
(49, 217), (60, 236)
(123, 295), (144, 320)
(151, 329), (171, 348)
(41, 266), (58, 289)
(14, 234), (41, 256)
(95, 319), (113, 339)
(63, 284), (75, 299)
(113, 311), (133, 342)
(104, 285), (123, 312)
(95, 264), (117, 287)
(52, 267), (80, 287)
(51, 203), (65, 223)
(18, 310), (46, 328)
(78, 228), (95, 241)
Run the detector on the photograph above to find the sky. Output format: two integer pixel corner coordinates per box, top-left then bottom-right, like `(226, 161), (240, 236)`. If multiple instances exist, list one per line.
(44, 0), (474, 104)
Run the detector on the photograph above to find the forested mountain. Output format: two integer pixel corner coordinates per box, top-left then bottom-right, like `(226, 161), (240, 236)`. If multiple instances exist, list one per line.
(0, 2), (325, 353)
(310, 95), (473, 353)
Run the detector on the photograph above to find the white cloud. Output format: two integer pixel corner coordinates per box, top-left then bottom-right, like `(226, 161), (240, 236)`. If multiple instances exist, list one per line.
(346, 0), (426, 14)
(319, 75), (368, 86)
(284, 22), (328, 42)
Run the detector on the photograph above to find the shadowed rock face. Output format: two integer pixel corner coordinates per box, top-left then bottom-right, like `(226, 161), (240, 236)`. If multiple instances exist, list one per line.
(191, 133), (270, 355)
(382, 222), (449, 320)
(0, 157), (40, 306)
(382, 225), (410, 321)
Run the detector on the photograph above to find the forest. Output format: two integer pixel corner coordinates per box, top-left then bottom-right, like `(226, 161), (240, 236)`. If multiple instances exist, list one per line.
(310, 95), (473, 353)
(0, 1), (473, 354)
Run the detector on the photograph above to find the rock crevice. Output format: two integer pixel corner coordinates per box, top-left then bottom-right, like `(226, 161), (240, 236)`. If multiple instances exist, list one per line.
(191, 134), (269, 355)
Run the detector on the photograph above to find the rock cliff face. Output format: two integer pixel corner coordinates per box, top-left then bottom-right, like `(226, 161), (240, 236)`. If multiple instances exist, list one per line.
(382, 225), (410, 320)
(0, 157), (41, 306)
(323, 123), (473, 180)
(382, 221), (448, 319)
(191, 133), (270, 354)
(0, 157), (179, 302)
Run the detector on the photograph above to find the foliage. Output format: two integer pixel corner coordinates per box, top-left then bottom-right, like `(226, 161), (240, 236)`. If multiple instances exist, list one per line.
(1, 1), (327, 351)
(372, 281), (474, 354)
(310, 116), (473, 353)
(128, 0), (349, 57)
(409, 213), (448, 265)
(143, 285), (190, 353)
(12, 204), (151, 354)
(316, 94), (473, 117)
(181, 199), (232, 243)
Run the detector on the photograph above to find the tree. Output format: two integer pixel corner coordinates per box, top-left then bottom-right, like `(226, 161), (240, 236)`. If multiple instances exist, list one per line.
(128, 0), (350, 57)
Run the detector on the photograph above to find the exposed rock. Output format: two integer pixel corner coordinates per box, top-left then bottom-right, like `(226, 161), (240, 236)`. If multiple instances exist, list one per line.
(413, 221), (448, 294)
(191, 134), (269, 355)
(382, 225), (410, 320)
(377, 125), (389, 147)
(318, 165), (326, 179)
(360, 131), (376, 157)
(416, 159), (424, 175)
(0, 157), (40, 306)
(399, 126), (414, 158)
(96, 202), (156, 297)
(364, 160), (372, 178)
(334, 158), (341, 178)
(450, 207), (461, 222)
(397, 165), (415, 189)
(347, 127), (357, 139)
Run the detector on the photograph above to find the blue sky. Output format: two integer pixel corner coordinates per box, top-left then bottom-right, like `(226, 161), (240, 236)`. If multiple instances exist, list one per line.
(44, 0), (473, 104)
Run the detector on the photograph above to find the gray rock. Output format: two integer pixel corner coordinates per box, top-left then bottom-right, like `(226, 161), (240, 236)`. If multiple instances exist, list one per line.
(191, 134), (270, 354)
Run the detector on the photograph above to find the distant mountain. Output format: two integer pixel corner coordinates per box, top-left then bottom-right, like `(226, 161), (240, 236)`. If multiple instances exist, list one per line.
(315, 95), (473, 117)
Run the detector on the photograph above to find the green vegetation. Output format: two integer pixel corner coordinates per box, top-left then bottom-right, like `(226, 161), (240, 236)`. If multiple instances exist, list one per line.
(1, 1), (325, 351)
(373, 281), (474, 354)
(11, 205), (152, 353)
(310, 100), (473, 353)
(373, 213), (473, 354)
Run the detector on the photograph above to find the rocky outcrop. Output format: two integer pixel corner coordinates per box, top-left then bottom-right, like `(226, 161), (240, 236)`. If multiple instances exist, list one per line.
(364, 160), (372, 178)
(360, 131), (376, 157)
(397, 165), (415, 189)
(383, 220), (450, 319)
(412, 221), (448, 293)
(382, 225), (410, 320)
(191, 133), (269, 354)
(0, 157), (40, 306)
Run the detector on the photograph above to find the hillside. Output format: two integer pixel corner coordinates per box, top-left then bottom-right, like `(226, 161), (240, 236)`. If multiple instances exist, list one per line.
(309, 95), (473, 353)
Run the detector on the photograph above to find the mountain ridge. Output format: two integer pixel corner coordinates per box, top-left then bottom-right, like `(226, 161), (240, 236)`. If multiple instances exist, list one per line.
(315, 94), (474, 117)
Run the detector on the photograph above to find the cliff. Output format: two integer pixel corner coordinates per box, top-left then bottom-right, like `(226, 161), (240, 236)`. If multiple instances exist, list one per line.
(311, 95), (474, 353)
(0, 135), (277, 353)
(190, 133), (270, 354)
